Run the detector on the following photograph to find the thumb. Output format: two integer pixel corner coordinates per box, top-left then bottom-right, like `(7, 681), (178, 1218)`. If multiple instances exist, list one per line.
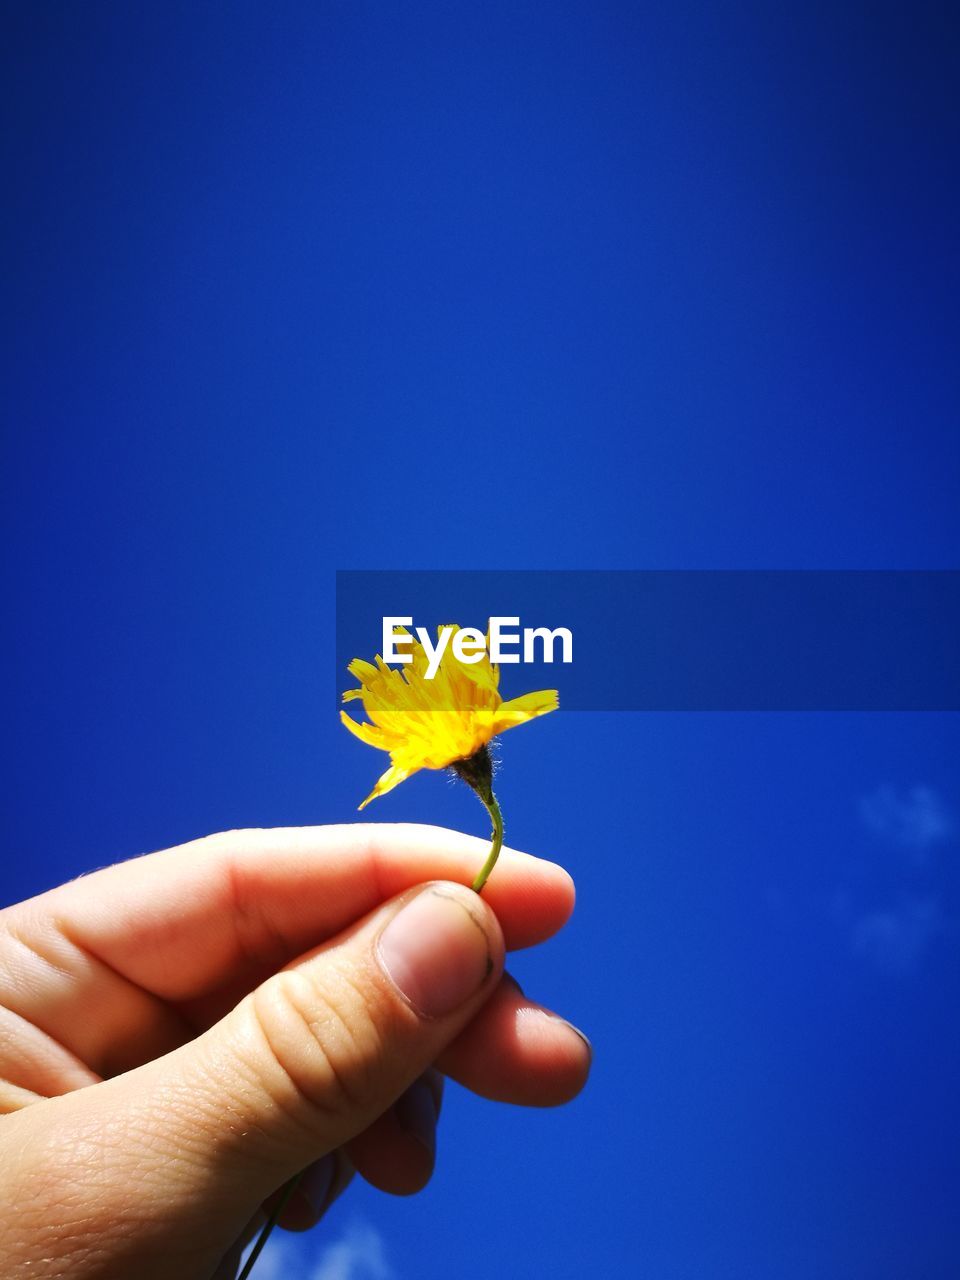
(0, 882), (503, 1279)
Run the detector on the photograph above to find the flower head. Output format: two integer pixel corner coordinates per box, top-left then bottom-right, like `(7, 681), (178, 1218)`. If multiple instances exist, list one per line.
(340, 624), (558, 809)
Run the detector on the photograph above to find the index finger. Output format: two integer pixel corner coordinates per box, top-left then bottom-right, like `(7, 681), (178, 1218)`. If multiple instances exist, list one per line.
(7, 824), (575, 1005)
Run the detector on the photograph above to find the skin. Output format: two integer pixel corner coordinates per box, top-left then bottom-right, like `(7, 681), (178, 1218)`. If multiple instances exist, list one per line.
(0, 824), (591, 1279)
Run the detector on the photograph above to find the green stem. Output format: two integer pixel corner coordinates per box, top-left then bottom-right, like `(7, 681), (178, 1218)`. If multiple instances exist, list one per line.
(237, 1172), (303, 1280)
(470, 785), (503, 894)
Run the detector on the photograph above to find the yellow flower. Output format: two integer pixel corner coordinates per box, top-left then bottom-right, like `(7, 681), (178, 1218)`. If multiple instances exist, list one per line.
(340, 624), (558, 809)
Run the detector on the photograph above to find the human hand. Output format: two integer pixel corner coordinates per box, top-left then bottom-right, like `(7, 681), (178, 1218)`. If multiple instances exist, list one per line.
(0, 825), (590, 1279)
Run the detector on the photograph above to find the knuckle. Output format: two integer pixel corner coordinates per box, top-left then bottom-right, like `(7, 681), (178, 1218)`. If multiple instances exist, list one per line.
(246, 962), (392, 1129)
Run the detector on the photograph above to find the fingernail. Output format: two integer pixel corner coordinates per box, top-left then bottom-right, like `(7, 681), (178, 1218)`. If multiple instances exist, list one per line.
(299, 1154), (336, 1215)
(395, 1076), (439, 1156)
(548, 1014), (594, 1064)
(377, 886), (493, 1018)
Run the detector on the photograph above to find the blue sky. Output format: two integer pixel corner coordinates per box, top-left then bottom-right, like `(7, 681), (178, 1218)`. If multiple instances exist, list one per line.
(2, 2), (959, 1277)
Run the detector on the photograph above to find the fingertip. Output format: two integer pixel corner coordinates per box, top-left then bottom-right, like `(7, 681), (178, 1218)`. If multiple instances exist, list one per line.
(479, 849), (576, 949)
(540, 856), (577, 925)
(525, 1009), (592, 1100)
(376, 881), (504, 1020)
(276, 1152), (354, 1232)
(346, 1076), (440, 1196)
(394, 1073), (439, 1161)
(437, 975), (592, 1107)
(499, 1004), (592, 1106)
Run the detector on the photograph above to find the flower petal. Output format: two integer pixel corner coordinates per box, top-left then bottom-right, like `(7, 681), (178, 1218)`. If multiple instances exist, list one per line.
(340, 709), (387, 748)
(492, 689), (559, 733)
(358, 762), (415, 809)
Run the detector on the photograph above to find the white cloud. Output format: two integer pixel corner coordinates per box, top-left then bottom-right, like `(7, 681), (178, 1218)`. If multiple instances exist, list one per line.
(859, 785), (954, 858)
(832, 785), (957, 975)
(237, 1219), (392, 1280)
(239, 1233), (297, 1280)
(307, 1221), (394, 1280)
(851, 896), (943, 976)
